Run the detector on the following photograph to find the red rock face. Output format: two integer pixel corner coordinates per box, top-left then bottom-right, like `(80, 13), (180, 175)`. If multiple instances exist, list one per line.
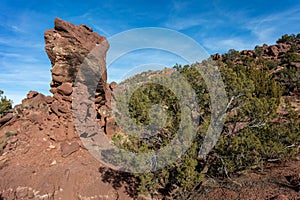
(44, 18), (115, 135)
(44, 18), (110, 110)
(45, 18), (108, 86)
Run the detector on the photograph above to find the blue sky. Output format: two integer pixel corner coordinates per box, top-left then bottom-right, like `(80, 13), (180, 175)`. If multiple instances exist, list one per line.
(0, 0), (300, 104)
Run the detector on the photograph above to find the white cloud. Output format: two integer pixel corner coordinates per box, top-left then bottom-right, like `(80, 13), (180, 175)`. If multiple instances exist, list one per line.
(0, 52), (40, 62)
(201, 6), (300, 53)
(0, 37), (44, 49)
(203, 37), (257, 54)
(93, 25), (112, 37)
(245, 7), (300, 43)
(11, 25), (24, 33)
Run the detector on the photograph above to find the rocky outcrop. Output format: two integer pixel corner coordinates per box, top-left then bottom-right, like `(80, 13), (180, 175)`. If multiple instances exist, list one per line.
(45, 18), (108, 86)
(45, 18), (108, 119)
(0, 19), (131, 200)
(44, 18), (115, 136)
(0, 19), (299, 200)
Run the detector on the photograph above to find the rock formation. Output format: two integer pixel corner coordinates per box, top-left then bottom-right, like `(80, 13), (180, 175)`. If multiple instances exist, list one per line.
(0, 19), (299, 200)
(44, 18), (117, 138)
(0, 19), (130, 200)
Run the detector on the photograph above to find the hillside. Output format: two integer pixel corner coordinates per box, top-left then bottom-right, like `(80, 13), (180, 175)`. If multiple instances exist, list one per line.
(0, 19), (299, 200)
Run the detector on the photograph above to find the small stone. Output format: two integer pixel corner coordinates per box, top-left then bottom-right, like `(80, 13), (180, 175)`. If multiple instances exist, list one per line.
(27, 189), (34, 199)
(60, 141), (80, 157)
(58, 104), (70, 113)
(50, 160), (57, 166)
(50, 87), (57, 94)
(7, 137), (18, 144)
(49, 144), (56, 149)
(57, 82), (73, 96)
(109, 82), (117, 90)
(105, 116), (117, 137)
(0, 113), (13, 125)
(285, 173), (300, 187)
(16, 186), (28, 199)
(45, 96), (53, 104)
(272, 194), (289, 200)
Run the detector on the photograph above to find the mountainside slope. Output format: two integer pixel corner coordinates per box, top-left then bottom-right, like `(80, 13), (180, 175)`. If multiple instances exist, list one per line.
(0, 19), (299, 200)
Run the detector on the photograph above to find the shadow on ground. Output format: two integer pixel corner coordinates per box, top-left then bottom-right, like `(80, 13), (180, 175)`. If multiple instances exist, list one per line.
(98, 167), (139, 198)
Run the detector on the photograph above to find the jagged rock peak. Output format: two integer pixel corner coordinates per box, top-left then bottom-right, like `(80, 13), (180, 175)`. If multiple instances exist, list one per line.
(44, 18), (109, 87)
(44, 18), (115, 136)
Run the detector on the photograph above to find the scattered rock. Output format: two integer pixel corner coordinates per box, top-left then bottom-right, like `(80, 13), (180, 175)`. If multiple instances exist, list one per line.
(48, 144), (56, 149)
(0, 157), (8, 170)
(28, 111), (44, 125)
(49, 127), (67, 141)
(57, 82), (73, 96)
(60, 141), (80, 157)
(27, 91), (39, 99)
(241, 50), (254, 57)
(0, 113), (13, 126)
(137, 194), (152, 200)
(290, 62), (300, 68)
(285, 173), (300, 191)
(277, 43), (291, 54)
(270, 194), (289, 200)
(269, 45), (279, 57)
(22, 93), (49, 109)
(57, 102), (70, 114)
(105, 116), (118, 137)
(50, 101), (60, 116)
(50, 160), (57, 166)
(16, 186), (28, 199)
(5, 130), (18, 137)
(109, 82), (117, 90)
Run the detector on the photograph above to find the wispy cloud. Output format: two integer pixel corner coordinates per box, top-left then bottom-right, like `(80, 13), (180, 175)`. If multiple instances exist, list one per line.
(0, 52), (40, 62)
(10, 25), (25, 33)
(245, 7), (300, 43)
(1, 0), (299, 104)
(0, 37), (44, 49)
(203, 37), (257, 53)
(199, 5), (300, 53)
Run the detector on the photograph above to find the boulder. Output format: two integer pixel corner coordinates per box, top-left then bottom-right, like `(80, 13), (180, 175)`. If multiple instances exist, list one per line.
(22, 93), (50, 109)
(269, 45), (279, 57)
(109, 82), (117, 91)
(27, 91), (39, 99)
(57, 82), (73, 96)
(0, 113), (13, 126)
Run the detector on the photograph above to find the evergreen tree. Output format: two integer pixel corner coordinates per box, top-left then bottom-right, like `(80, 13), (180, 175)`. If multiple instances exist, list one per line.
(0, 90), (12, 118)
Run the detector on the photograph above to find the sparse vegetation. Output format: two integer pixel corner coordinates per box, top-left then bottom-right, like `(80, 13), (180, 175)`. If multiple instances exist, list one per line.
(111, 34), (300, 199)
(276, 33), (297, 44)
(0, 90), (12, 118)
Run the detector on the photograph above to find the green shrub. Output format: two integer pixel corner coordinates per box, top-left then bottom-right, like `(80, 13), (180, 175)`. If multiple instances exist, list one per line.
(254, 45), (264, 57)
(0, 90), (12, 118)
(281, 52), (300, 64)
(111, 35), (300, 198)
(276, 34), (296, 43)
